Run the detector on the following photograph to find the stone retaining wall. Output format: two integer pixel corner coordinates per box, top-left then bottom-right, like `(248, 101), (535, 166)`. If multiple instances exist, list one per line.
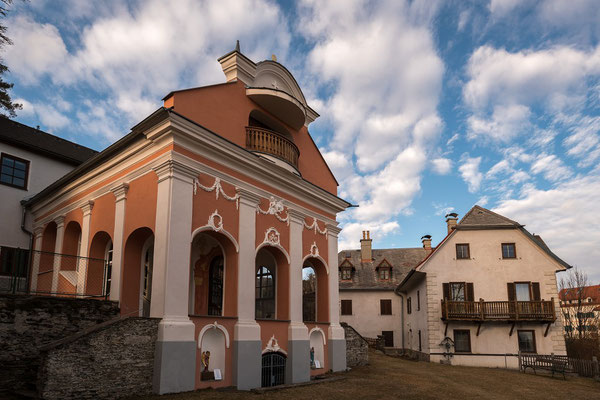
(342, 322), (368, 367)
(0, 294), (119, 393)
(38, 317), (160, 400)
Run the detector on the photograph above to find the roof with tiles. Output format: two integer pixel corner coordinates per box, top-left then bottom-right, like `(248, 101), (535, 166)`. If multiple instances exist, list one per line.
(0, 117), (96, 165)
(457, 205), (521, 228)
(338, 247), (429, 291)
(559, 285), (600, 304)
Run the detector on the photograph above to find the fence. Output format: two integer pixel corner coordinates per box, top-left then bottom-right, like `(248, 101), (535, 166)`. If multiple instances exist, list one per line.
(519, 352), (600, 379)
(0, 246), (109, 299)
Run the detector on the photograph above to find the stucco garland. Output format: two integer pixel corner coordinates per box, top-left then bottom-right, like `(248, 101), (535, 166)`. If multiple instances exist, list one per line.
(193, 176), (240, 209)
(304, 217), (327, 236)
(256, 196), (289, 226)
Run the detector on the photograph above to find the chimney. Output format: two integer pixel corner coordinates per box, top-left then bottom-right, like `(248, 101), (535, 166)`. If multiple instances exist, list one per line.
(421, 235), (432, 251)
(445, 213), (458, 234)
(360, 230), (372, 262)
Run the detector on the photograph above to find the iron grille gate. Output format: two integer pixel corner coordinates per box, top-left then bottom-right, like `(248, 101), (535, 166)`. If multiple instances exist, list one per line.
(261, 352), (286, 387)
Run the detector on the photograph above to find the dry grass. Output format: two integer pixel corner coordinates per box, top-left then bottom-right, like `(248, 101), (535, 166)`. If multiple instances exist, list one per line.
(136, 350), (600, 400)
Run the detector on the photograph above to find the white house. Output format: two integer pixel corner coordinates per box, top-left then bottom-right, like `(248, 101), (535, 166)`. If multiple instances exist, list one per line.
(396, 205), (570, 368)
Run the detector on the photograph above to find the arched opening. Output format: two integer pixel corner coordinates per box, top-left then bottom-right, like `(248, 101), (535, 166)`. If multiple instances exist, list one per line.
(303, 258), (329, 322)
(198, 326), (227, 379)
(87, 231), (111, 296)
(302, 266), (316, 322)
(309, 329), (325, 369)
(122, 227), (154, 316)
(37, 221), (57, 292)
(190, 230), (238, 317)
(255, 246), (290, 320)
(261, 352), (286, 387)
(58, 221), (82, 293)
(61, 221), (81, 258)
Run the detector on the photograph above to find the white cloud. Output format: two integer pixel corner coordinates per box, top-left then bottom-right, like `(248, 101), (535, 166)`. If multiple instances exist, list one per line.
(298, 0), (444, 242)
(338, 220), (400, 251)
(457, 10), (470, 31)
(530, 154), (572, 182)
(467, 104), (531, 142)
(488, 0), (533, 18)
(459, 155), (483, 193)
(431, 157), (452, 175)
(494, 174), (600, 282)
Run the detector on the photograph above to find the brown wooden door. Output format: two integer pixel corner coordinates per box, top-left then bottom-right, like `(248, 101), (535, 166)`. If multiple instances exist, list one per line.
(382, 331), (394, 347)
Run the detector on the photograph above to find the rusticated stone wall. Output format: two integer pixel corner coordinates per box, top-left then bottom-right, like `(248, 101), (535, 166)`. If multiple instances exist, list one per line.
(342, 322), (368, 367)
(38, 317), (160, 400)
(0, 294), (119, 394)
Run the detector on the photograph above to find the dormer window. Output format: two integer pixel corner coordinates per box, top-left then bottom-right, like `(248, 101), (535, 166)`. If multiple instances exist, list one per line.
(376, 260), (392, 281)
(339, 259), (354, 281)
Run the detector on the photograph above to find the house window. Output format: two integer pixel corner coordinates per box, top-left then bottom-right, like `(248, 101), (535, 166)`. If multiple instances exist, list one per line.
(1, 153), (29, 189)
(450, 282), (465, 301)
(456, 243), (470, 259)
(208, 256), (224, 316)
(407, 297), (412, 314)
(508, 282), (541, 302)
(378, 267), (390, 280)
(341, 299), (352, 315)
(417, 290), (420, 311)
(340, 267), (352, 281)
(443, 282), (474, 301)
(380, 299), (392, 315)
(502, 243), (516, 259)
(255, 266), (275, 319)
(517, 330), (537, 353)
(454, 330), (471, 353)
(418, 330), (422, 352)
(381, 331), (394, 347)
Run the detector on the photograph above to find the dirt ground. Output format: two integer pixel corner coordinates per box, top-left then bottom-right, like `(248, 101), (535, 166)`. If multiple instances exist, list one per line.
(136, 350), (600, 400)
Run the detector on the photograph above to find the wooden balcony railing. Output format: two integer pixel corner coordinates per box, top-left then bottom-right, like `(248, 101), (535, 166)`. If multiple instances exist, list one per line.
(441, 299), (556, 322)
(245, 126), (299, 168)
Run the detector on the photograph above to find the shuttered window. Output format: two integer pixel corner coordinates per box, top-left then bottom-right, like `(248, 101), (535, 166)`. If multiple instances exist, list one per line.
(443, 282), (475, 301)
(341, 299), (352, 315)
(507, 282), (541, 301)
(380, 299), (392, 315)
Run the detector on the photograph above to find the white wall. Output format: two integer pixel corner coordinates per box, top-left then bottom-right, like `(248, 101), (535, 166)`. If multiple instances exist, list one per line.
(419, 228), (567, 365)
(403, 278), (428, 353)
(339, 290), (402, 347)
(0, 142), (76, 248)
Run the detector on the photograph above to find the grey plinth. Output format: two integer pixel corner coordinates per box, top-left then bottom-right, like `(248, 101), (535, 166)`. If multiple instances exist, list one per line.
(153, 340), (196, 394)
(286, 339), (310, 384)
(328, 338), (347, 372)
(233, 340), (262, 390)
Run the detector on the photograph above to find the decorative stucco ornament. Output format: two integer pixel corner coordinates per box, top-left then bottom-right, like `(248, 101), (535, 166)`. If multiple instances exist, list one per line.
(309, 242), (319, 257)
(264, 227), (281, 246)
(257, 196), (289, 225)
(304, 217), (327, 236)
(207, 209), (224, 232)
(193, 176), (240, 209)
(263, 335), (287, 355)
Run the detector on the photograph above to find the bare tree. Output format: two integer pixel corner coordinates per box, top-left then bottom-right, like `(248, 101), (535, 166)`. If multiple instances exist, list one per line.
(0, 0), (23, 118)
(559, 267), (600, 340)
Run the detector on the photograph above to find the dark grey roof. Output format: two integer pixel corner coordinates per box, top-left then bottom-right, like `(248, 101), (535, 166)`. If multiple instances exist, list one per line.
(0, 117), (97, 165)
(338, 248), (429, 291)
(457, 205), (520, 228)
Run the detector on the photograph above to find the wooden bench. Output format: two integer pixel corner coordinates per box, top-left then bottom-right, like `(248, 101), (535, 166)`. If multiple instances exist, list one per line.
(521, 354), (568, 379)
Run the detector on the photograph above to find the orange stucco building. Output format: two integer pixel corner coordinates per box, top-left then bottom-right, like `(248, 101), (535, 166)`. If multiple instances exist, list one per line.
(25, 45), (350, 393)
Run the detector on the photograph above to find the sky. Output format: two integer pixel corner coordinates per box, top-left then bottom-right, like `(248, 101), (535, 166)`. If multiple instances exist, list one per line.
(4, 0), (600, 282)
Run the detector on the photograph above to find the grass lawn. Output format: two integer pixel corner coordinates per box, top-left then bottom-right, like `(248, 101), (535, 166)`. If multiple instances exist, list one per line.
(136, 350), (600, 400)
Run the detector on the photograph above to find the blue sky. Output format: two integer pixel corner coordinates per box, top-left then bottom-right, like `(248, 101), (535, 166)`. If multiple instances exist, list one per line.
(4, 0), (600, 281)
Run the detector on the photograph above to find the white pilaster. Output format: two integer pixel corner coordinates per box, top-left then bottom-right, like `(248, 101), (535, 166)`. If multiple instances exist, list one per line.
(77, 201), (94, 295)
(326, 224), (344, 338)
(50, 216), (65, 293)
(235, 188), (262, 340)
(288, 208), (308, 340)
(29, 227), (44, 291)
(110, 183), (129, 302)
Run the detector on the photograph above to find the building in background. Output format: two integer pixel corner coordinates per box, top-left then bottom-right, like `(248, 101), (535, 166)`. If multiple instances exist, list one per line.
(397, 206), (570, 368)
(338, 230), (429, 347)
(559, 285), (600, 338)
(0, 118), (96, 291)
(22, 44), (350, 393)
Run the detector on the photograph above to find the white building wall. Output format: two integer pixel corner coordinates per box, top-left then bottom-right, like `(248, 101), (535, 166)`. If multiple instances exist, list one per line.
(419, 228), (567, 368)
(403, 278), (428, 353)
(339, 290), (402, 347)
(0, 142), (76, 248)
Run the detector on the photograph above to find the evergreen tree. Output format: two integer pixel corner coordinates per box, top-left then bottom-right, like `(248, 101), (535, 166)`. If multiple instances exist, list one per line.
(0, 0), (22, 118)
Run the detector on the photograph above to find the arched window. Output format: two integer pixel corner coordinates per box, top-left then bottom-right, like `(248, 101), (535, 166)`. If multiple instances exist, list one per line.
(303, 266), (316, 322)
(142, 245), (154, 317)
(104, 242), (113, 296)
(208, 256), (224, 316)
(256, 266), (275, 319)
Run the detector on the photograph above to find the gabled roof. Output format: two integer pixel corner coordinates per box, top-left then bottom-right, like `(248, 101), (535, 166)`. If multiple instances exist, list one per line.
(409, 205), (572, 276)
(338, 248), (428, 291)
(0, 117), (97, 165)
(457, 205), (521, 229)
(559, 285), (600, 303)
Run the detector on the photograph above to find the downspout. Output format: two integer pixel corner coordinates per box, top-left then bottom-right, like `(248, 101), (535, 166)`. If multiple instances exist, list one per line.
(20, 200), (33, 294)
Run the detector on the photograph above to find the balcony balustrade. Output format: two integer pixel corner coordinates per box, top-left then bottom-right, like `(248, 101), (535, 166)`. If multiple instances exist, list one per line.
(441, 299), (556, 322)
(245, 126), (299, 168)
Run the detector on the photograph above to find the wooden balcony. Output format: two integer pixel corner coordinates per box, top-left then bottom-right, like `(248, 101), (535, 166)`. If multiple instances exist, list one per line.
(245, 126), (299, 168)
(441, 299), (556, 322)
